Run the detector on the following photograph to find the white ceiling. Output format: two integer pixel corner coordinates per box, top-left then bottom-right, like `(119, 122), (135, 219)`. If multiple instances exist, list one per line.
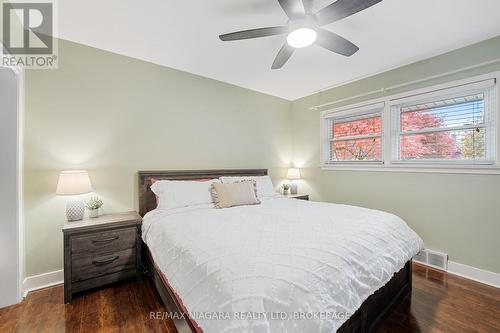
(57, 0), (500, 100)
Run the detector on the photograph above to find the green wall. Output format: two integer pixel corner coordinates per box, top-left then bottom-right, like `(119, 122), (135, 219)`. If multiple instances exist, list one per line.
(291, 36), (500, 273)
(24, 39), (292, 276)
(24, 35), (500, 277)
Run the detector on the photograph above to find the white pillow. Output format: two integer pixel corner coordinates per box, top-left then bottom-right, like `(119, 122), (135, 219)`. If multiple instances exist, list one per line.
(219, 175), (277, 198)
(151, 179), (221, 210)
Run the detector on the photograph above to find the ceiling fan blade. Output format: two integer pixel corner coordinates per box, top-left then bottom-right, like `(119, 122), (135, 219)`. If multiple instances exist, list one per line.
(278, 0), (306, 19)
(219, 26), (288, 41)
(272, 43), (295, 69)
(302, 0), (314, 14)
(315, 28), (359, 56)
(315, 0), (383, 26)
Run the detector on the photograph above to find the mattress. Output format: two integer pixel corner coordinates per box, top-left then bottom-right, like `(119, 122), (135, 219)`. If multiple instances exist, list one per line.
(142, 197), (423, 333)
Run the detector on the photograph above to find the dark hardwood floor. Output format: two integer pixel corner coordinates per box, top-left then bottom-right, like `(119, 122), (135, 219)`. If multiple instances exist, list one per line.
(380, 263), (500, 333)
(1, 263), (499, 333)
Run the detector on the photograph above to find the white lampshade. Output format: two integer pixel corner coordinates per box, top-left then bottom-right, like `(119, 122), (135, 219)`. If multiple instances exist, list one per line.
(56, 171), (92, 196)
(287, 168), (301, 180)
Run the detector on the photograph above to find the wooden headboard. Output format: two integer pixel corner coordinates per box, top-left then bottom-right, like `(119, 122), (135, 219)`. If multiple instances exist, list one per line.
(138, 169), (268, 216)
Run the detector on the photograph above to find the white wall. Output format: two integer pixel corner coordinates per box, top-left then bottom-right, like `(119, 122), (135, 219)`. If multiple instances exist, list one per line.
(0, 67), (20, 307)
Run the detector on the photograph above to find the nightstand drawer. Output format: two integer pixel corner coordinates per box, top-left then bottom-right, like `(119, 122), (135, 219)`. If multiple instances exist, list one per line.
(71, 248), (136, 282)
(71, 227), (136, 256)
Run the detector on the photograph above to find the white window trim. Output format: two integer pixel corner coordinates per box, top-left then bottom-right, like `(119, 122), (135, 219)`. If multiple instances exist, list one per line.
(320, 71), (500, 174)
(390, 79), (496, 164)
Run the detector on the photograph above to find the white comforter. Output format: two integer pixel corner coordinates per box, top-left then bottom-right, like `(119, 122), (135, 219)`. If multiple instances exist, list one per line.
(143, 197), (423, 333)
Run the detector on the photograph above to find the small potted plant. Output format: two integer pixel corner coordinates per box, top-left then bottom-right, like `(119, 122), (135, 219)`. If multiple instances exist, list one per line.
(86, 196), (104, 218)
(281, 183), (290, 195)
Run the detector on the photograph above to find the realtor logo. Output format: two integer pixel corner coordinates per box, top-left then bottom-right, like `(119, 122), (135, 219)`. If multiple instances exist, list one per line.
(1, 1), (57, 69)
(3, 2), (52, 54)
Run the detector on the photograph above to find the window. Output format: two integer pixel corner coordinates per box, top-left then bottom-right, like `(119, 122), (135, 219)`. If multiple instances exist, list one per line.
(320, 74), (499, 173)
(391, 80), (495, 164)
(323, 103), (384, 164)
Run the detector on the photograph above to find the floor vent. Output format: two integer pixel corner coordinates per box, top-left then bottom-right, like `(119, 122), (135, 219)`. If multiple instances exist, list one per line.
(412, 249), (448, 271)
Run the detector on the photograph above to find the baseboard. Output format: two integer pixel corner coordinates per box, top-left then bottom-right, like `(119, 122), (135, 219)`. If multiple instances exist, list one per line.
(20, 259), (500, 298)
(447, 261), (500, 289)
(22, 269), (64, 297)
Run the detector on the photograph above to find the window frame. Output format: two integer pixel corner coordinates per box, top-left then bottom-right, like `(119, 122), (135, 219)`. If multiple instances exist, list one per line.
(391, 80), (496, 165)
(322, 102), (385, 165)
(320, 71), (500, 174)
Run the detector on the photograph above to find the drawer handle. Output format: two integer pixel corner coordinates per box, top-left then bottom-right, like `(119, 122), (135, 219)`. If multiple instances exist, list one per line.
(92, 256), (119, 265)
(92, 236), (119, 244)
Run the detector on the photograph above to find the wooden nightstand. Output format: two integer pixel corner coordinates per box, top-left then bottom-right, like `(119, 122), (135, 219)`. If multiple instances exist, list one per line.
(62, 211), (142, 303)
(285, 194), (309, 201)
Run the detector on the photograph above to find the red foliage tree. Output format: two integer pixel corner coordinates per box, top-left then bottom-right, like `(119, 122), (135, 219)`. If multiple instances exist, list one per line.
(332, 110), (457, 161)
(332, 116), (382, 161)
(400, 110), (456, 160)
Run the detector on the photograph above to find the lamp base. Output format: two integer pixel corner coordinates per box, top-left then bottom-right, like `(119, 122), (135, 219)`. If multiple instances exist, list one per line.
(66, 199), (85, 221)
(290, 183), (298, 195)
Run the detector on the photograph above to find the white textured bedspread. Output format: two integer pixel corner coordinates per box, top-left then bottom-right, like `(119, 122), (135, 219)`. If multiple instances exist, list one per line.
(143, 197), (423, 333)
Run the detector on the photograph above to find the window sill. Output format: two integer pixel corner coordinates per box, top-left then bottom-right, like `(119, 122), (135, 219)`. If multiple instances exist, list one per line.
(321, 164), (500, 175)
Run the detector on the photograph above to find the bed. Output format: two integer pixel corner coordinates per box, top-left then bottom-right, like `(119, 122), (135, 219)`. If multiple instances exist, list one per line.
(138, 169), (423, 333)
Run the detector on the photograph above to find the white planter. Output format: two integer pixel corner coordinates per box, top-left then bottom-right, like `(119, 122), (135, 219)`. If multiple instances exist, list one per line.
(88, 209), (99, 218)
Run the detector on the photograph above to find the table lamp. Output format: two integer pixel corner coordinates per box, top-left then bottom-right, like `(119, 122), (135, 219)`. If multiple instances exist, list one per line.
(56, 170), (92, 221)
(287, 168), (301, 195)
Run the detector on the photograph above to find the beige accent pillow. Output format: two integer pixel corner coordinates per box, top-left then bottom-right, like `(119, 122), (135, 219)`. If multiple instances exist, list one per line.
(210, 180), (260, 209)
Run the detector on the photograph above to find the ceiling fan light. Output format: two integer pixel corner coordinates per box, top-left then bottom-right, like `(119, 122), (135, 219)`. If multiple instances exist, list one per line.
(287, 28), (317, 48)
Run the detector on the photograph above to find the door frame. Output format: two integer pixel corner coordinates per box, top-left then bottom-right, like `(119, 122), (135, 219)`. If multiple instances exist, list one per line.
(0, 63), (24, 304)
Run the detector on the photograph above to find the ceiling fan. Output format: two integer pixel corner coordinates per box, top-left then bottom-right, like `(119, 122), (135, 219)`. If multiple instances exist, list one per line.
(219, 0), (382, 69)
